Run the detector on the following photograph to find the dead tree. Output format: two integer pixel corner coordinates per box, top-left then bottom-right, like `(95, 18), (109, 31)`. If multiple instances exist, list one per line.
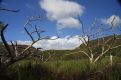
(22, 16), (58, 62)
(74, 17), (121, 63)
(0, 24), (14, 61)
(0, 16), (59, 68)
(38, 50), (55, 62)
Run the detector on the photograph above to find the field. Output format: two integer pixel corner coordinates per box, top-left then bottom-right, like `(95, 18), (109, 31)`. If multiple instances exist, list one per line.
(5, 57), (121, 80)
(0, 35), (121, 80)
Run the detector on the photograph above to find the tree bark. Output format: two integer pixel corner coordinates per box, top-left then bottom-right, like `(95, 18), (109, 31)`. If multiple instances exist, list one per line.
(0, 24), (13, 60)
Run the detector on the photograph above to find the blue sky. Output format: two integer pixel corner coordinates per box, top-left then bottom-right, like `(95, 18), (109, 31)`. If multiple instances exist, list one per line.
(0, 0), (121, 50)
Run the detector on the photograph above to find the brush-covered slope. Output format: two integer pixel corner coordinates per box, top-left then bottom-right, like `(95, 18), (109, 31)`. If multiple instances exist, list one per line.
(0, 35), (121, 61)
(42, 35), (121, 61)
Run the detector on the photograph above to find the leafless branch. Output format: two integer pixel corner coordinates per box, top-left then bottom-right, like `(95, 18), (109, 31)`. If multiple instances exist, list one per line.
(0, 7), (20, 12)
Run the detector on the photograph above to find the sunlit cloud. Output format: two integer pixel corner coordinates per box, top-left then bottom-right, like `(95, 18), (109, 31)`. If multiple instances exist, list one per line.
(17, 35), (85, 50)
(101, 15), (121, 28)
(39, 0), (85, 29)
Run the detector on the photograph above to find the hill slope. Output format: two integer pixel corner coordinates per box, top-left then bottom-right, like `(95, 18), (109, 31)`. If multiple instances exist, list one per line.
(0, 35), (121, 61)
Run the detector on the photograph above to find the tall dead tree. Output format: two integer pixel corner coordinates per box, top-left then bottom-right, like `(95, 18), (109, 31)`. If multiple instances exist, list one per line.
(0, 24), (14, 61)
(74, 17), (121, 63)
(0, 16), (59, 68)
(23, 16), (58, 62)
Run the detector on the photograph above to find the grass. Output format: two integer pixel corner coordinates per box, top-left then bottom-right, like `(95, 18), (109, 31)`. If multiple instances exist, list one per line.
(0, 35), (121, 80)
(4, 56), (121, 80)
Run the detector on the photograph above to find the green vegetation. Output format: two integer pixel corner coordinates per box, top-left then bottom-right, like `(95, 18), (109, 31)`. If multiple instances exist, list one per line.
(5, 57), (121, 80)
(0, 35), (121, 80)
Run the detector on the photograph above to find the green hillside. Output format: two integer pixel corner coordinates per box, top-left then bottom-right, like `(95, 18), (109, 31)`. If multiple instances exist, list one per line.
(0, 34), (121, 61)
(0, 35), (121, 80)
(41, 35), (121, 61)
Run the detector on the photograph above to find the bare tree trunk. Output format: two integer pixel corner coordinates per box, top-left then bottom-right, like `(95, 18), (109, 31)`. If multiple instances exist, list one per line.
(0, 24), (13, 61)
(90, 54), (94, 63)
(110, 54), (113, 66)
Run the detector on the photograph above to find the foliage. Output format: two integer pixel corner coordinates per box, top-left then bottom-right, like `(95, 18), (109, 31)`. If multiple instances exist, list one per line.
(0, 34), (121, 80)
(3, 57), (121, 80)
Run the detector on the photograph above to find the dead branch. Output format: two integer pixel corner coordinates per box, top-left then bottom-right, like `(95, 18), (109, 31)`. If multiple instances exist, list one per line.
(0, 7), (20, 12)
(24, 27), (35, 42)
(76, 18), (121, 63)
(0, 24), (13, 59)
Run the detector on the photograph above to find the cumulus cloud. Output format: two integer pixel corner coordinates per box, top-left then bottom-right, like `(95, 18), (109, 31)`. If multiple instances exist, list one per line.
(40, 0), (84, 29)
(17, 35), (86, 50)
(17, 41), (32, 45)
(57, 17), (81, 29)
(101, 15), (121, 27)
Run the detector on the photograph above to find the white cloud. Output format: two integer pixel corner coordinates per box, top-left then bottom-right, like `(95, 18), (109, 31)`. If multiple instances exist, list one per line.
(101, 15), (121, 27)
(57, 17), (81, 29)
(17, 35), (85, 50)
(17, 40), (32, 45)
(40, 0), (84, 29)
